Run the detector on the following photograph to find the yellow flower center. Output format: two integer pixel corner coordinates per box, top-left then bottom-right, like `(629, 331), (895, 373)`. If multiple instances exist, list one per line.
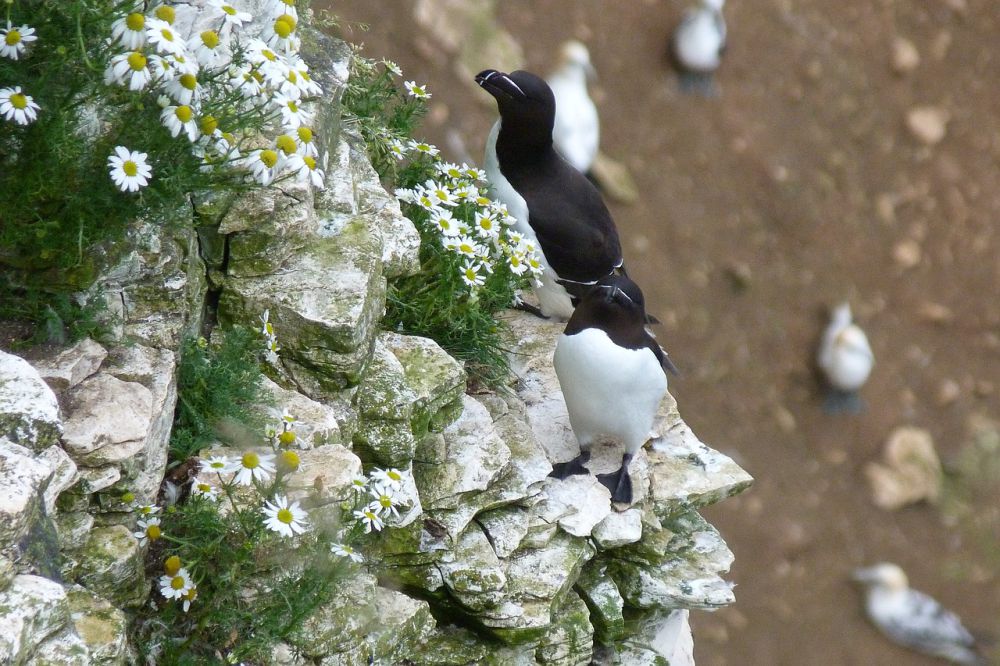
(155, 6), (176, 24)
(281, 0), (295, 6)
(164, 555), (181, 576)
(379, 496), (392, 508)
(277, 508), (294, 524)
(303, 156), (316, 170)
(287, 70), (298, 84)
(260, 150), (279, 168)
(242, 452), (260, 469)
(278, 14), (297, 29)
(200, 30), (220, 49)
(510, 256), (522, 267)
(275, 134), (296, 155)
(146, 524), (162, 540)
(123, 160), (139, 177)
(279, 450), (300, 471)
(179, 73), (197, 91)
(222, 4), (237, 16)
(262, 49), (277, 62)
(127, 51), (147, 72)
(365, 510), (377, 520)
(297, 126), (313, 143)
(10, 93), (27, 110)
(5, 29), (21, 46)
(126, 12), (145, 31)
(198, 483), (212, 493)
(121, 491), (135, 503)
(184, 587), (197, 601)
(160, 28), (175, 42)
(274, 19), (293, 39)
(286, 100), (299, 113)
(170, 575), (186, 590)
(175, 105), (193, 122)
(301, 71), (312, 82)
(465, 268), (477, 281)
(222, 131), (235, 144)
(199, 115), (218, 134)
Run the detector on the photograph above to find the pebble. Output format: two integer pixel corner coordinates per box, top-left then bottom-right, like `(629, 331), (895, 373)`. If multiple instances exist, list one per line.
(936, 379), (960, 405)
(918, 301), (954, 324)
(891, 37), (920, 74)
(892, 238), (922, 268)
(906, 106), (950, 145)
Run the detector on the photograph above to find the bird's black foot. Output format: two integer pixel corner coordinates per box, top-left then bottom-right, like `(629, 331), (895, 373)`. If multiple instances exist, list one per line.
(597, 454), (634, 503)
(549, 451), (591, 480)
(823, 389), (864, 415)
(513, 300), (548, 319)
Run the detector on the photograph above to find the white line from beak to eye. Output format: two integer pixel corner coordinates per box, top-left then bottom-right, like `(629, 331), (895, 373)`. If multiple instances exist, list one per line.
(481, 70), (499, 83)
(501, 75), (526, 96)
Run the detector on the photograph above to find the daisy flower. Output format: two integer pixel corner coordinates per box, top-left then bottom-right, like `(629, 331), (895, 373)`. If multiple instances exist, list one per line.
(105, 51), (152, 91)
(287, 59), (322, 97)
(435, 162), (464, 181)
(382, 59), (402, 76)
(370, 467), (405, 490)
(277, 449), (300, 473)
(159, 567), (194, 600)
(191, 481), (219, 501)
(265, 0), (298, 22)
(161, 104), (200, 142)
(145, 18), (187, 57)
(151, 5), (177, 24)
(430, 209), (461, 237)
(1, 22), (38, 60)
(107, 146), (152, 192)
(386, 138), (409, 161)
(404, 80), (431, 99)
(259, 309), (276, 337)
(474, 211), (500, 239)
(262, 494), (309, 537)
(242, 148), (281, 185)
(350, 474), (369, 493)
(296, 126), (318, 157)
(331, 543), (364, 563)
(425, 180), (457, 207)
(353, 507), (384, 533)
(0, 87), (40, 125)
(200, 454), (234, 474)
(410, 140), (439, 157)
(136, 503), (159, 517)
(285, 153), (324, 188)
(452, 183), (478, 202)
(464, 165), (488, 182)
(272, 93), (312, 129)
(368, 484), (402, 519)
(208, 0), (252, 31)
(133, 517), (162, 546)
(461, 262), (486, 289)
(412, 188), (436, 211)
(508, 252), (530, 276)
(233, 450), (276, 485)
(182, 586), (197, 612)
(188, 30), (228, 68)
(451, 235), (482, 259)
(244, 39), (288, 84)
(275, 133), (298, 156)
(110, 13), (146, 50)
(263, 14), (299, 53)
(229, 65), (264, 99)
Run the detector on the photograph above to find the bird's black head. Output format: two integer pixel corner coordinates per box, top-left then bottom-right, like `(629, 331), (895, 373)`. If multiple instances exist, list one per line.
(570, 274), (648, 331)
(476, 69), (555, 148)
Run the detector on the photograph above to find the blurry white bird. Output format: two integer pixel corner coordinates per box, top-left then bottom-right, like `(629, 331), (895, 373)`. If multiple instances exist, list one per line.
(817, 302), (873, 413)
(672, 0), (727, 95)
(853, 563), (987, 665)
(547, 40), (599, 176)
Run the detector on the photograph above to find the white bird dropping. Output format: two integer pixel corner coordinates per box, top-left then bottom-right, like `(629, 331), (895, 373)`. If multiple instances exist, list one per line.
(547, 40), (600, 175)
(672, 0), (727, 95)
(817, 302), (873, 413)
(853, 563), (986, 665)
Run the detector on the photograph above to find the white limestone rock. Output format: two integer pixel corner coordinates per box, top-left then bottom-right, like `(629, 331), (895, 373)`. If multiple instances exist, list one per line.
(282, 444), (363, 508)
(36, 445), (79, 516)
(575, 563), (626, 644)
(533, 475), (612, 538)
(261, 376), (344, 448)
(66, 585), (131, 665)
(592, 508), (643, 549)
(438, 523), (507, 611)
(31, 338), (108, 393)
(29, 627), (92, 665)
(603, 609), (695, 666)
(0, 574), (70, 665)
(381, 332), (467, 418)
(0, 351), (62, 451)
(76, 466), (121, 494)
(61, 374), (152, 467)
(71, 525), (147, 608)
(53, 512), (94, 553)
(534, 591), (594, 666)
(0, 439), (55, 553)
(476, 506), (531, 559)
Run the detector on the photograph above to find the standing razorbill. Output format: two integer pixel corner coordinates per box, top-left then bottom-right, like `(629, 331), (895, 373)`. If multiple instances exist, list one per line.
(672, 0), (727, 95)
(552, 275), (676, 503)
(476, 68), (623, 320)
(547, 41), (599, 176)
(853, 563), (987, 665)
(817, 302), (874, 413)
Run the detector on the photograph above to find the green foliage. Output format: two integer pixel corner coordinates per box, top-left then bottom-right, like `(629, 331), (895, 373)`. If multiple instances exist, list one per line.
(170, 327), (270, 461)
(0, 280), (111, 347)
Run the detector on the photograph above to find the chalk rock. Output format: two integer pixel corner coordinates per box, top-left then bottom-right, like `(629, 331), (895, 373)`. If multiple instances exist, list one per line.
(71, 525), (146, 607)
(576, 563), (626, 644)
(891, 37), (920, 74)
(0, 439), (55, 554)
(535, 591), (594, 665)
(36, 445), (79, 515)
(29, 627), (92, 665)
(66, 585), (131, 665)
(906, 106), (949, 145)
(282, 444), (363, 508)
(865, 426), (942, 510)
(0, 574), (70, 664)
(438, 523), (507, 611)
(534, 475), (612, 538)
(261, 376), (345, 448)
(61, 374), (152, 467)
(32, 338), (108, 392)
(0, 350), (62, 451)
(606, 609), (695, 666)
(593, 508), (643, 549)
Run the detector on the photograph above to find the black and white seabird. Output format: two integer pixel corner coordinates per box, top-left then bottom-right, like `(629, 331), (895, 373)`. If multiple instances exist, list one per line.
(547, 40), (599, 176)
(672, 0), (727, 95)
(476, 68), (623, 320)
(551, 275), (677, 504)
(853, 563), (987, 665)
(817, 302), (874, 414)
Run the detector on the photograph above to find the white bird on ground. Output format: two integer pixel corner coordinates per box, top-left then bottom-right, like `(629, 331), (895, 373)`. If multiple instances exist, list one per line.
(817, 302), (873, 413)
(672, 0), (727, 95)
(853, 563), (987, 665)
(547, 40), (599, 176)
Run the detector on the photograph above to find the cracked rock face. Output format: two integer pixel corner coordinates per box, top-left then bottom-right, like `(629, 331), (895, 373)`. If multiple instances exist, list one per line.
(0, 351), (62, 451)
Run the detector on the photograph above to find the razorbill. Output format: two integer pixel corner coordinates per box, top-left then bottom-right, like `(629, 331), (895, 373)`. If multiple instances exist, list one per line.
(552, 275), (676, 503)
(853, 563), (987, 665)
(672, 0), (727, 95)
(476, 68), (623, 320)
(817, 302), (874, 413)
(547, 40), (599, 176)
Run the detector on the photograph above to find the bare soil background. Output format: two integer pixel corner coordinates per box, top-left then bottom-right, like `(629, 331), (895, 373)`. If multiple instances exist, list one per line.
(322, 1), (1000, 663)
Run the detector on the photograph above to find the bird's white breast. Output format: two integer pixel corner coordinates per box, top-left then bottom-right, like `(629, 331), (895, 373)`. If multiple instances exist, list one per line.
(674, 10), (724, 72)
(818, 323), (873, 391)
(548, 73), (599, 173)
(554, 328), (667, 452)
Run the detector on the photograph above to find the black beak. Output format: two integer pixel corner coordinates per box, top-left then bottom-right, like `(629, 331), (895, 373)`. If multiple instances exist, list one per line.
(475, 69), (527, 101)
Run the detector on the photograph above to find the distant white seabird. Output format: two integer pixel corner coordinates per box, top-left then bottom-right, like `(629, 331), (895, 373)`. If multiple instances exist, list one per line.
(672, 0), (727, 95)
(853, 563), (987, 665)
(817, 302), (873, 413)
(547, 40), (599, 176)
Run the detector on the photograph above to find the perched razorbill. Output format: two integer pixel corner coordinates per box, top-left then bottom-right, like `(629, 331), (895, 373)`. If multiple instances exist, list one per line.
(547, 40), (599, 176)
(817, 302), (874, 413)
(672, 0), (727, 95)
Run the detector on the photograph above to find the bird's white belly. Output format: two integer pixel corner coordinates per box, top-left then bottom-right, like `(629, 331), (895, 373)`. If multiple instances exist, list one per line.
(549, 81), (599, 173)
(823, 348), (873, 391)
(675, 14), (723, 71)
(554, 328), (667, 452)
(484, 119), (575, 319)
